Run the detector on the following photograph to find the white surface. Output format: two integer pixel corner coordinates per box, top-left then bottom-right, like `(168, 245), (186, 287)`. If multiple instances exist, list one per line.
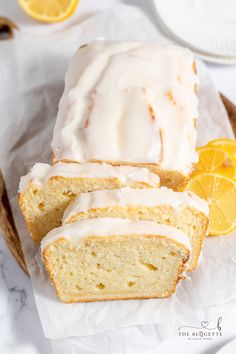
(0, 2), (235, 341)
(153, 0), (236, 59)
(0, 1), (235, 354)
(0, 0), (236, 104)
(0, 237), (52, 354)
(216, 339), (236, 354)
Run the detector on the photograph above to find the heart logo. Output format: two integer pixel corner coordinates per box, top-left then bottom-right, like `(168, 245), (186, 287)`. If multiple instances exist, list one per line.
(201, 321), (209, 328)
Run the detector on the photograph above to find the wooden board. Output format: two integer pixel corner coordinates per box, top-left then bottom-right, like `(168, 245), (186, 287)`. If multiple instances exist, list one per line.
(0, 95), (236, 275)
(220, 94), (236, 134)
(0, 171), (28, 274)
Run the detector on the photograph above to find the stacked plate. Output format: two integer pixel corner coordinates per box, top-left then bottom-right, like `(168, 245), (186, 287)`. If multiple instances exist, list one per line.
(153, 0), (236, 64)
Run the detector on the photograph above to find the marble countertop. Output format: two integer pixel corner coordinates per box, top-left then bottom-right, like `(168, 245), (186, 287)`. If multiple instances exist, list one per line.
(0, 1), (236, 353)
(0, 236), (52, 354)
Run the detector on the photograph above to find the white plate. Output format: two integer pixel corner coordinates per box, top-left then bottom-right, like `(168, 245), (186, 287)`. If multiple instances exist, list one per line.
(194, 51), (236, 65)
(153, 0), (236, 59)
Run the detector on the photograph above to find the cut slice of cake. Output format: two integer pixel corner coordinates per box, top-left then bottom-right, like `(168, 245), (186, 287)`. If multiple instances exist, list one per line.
(52, 41), (199, 190)
(63, 188), (209, 271)
(18, 162), (159, 243)
(41, 218), (191, 303)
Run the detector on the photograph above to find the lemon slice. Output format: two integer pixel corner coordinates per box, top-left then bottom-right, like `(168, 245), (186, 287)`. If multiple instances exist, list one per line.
(208, 138), (236, 163)
(185, 173), (236, 236)
(194, 146), (235, 178)
(18, 0), (79, 23)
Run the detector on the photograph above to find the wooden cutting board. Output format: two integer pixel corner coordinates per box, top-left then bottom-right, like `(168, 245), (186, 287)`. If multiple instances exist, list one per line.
(0, 94), (235, 276)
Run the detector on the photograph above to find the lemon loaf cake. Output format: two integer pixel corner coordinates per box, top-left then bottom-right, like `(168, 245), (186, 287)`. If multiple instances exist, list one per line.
(52, 41), (199, 190)
(18, 162), (160, 243)
(41, 218), (191, 303)
(63, 187), (209, 271)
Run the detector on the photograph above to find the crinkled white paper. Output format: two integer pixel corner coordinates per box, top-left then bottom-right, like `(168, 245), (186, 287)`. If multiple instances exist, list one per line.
(0, 4), (235, 353)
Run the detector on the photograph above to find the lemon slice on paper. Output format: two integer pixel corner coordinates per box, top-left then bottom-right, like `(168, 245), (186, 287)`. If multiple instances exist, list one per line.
(18, 0), (79, 23)
(185, 173), (236, 236)
(194, 146), (235, 178)
(208, 138), (236, 163)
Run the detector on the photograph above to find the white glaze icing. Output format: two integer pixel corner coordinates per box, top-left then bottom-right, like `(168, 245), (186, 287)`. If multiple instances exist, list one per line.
(63, 187), (209, 223)
(19, 162), (160, 192)
(52, 40), (198, 173)
(41, 217), (191, 252)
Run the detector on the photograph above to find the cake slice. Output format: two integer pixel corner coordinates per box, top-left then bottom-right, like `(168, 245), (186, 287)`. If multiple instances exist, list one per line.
(18, 162), (159, 243)
(52, 41), (198, 190)
(41, 218), (191, 303)
(63, 188), (209, 271)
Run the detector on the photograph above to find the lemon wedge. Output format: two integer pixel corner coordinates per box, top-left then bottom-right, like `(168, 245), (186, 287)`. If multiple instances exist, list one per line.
(194, 146), (235, 178)
(18, 0), (79, 23)
(208, 138), (236, 163)
(185, 173), (236, 236)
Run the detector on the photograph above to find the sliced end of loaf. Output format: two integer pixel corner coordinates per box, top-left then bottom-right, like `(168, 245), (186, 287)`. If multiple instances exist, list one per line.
(42, 235), (189, 303)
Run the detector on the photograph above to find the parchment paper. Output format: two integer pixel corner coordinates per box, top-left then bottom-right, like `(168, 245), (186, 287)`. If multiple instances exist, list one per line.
(0, 4), (235, 351)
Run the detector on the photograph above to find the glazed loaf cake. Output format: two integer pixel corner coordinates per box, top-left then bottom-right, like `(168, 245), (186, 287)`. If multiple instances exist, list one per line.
(63, 187), (209, 271)
(18, 162), (159, 243)
(41, 218), (191, 303)
(52, 41), (199, 190)
(18, 41), (204, 304)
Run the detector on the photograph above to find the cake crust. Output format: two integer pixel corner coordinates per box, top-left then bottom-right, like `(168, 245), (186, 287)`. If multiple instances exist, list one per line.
(54, 159), (190, 191)
(18, 166), (159, 243)
(65, 205), (208, 271)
